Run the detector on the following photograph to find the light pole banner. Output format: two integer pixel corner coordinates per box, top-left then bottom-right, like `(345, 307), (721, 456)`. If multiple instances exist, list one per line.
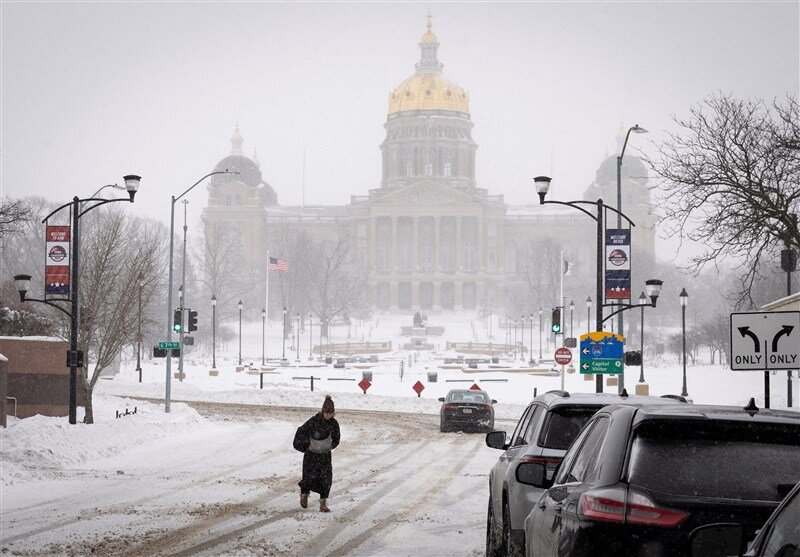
(45, 225), (71, 296)
(605, 228), (631, 300)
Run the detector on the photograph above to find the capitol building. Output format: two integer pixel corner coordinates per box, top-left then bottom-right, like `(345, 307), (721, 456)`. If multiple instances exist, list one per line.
(201, 21), (656, 317)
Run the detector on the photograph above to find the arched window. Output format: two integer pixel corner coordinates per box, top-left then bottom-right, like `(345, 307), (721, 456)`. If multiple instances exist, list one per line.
(404, 152), (414, 177)
(423, 150), (433, 176)
(443, 161), (452, 177)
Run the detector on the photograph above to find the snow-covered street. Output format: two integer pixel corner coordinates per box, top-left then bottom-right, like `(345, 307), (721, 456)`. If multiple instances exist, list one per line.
(2, 397), (510, 556)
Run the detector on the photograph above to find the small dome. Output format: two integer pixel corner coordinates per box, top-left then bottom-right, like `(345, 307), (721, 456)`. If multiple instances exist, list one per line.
(421, 30), (437, 43)
(211, 154), (262, 188)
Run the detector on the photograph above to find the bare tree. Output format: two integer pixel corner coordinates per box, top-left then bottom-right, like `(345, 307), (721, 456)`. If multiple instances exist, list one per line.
(295, 229), (368, 339)
(0, 196), (31, 237)
(645, 94), (800, 307)
(75, 208), (167, 423)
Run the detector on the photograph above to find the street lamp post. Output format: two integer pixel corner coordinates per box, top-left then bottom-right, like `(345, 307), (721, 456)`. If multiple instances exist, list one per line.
(137, 275), (143, 382)
(309, 313), (314, 360)
(680, 288), (689, 397)
(282, 306), (287, 359)
(529, 312), (534, 364)
(518, 315), (524, 360)
(13, 175), (141, 424)
(569, 300), (574, 339)
(296, 312), (301, 362)
(586, 297), (592, 334)
(488, 303), (493, 339)
(615, 124), (648, 393)
(261, 308), (266, 366)
(638, 291), (647, 383)
(538, 307), (542, 360)
(163, 170), (237, 413)
(211, 295), (217, 369)
(535, 175), (638, 393)
(237, 300), (243, 366)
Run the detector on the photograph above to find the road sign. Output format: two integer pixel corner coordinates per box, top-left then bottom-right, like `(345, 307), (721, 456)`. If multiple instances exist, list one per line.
(605, 229), (631, 300)
(555, 347), (572, 365)
(579, 332), (624, 375)
(358, 378), (371, 394)
(730, 312), (800, 370)
(412, 380), (425, 397)
(158, 341), (180, 350)
(470, 383), (481, 390)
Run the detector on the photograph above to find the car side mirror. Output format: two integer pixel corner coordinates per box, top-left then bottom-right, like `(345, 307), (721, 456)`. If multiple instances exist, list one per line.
(688, 524), (744, 557)
(438, 397), (445, 402)
(491, 399), (497, 404)
(485, 430), (507, 450)
(516, 462), (552, 488)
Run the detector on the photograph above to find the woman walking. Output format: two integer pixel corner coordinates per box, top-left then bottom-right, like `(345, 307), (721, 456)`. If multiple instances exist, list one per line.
(293, 395), (340, 512)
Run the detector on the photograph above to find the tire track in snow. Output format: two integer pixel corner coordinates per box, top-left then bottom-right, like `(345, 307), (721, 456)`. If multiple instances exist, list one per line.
(158, 437), (440, 556)
(315, 438), (483, 557)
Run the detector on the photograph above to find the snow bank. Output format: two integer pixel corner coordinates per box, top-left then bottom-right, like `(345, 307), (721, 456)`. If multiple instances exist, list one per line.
(0, 394), (206, 486)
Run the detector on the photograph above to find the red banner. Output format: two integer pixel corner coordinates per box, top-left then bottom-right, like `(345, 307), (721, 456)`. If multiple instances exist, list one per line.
(45, 225), (71, 296)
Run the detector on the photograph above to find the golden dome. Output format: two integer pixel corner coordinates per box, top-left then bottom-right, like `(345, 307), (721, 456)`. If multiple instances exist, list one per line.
(387, 20), (469, 116)
(388, 72), (469, 115)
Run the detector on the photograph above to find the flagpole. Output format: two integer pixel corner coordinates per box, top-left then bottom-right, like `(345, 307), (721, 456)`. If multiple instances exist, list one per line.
(265, 249), (270, 360)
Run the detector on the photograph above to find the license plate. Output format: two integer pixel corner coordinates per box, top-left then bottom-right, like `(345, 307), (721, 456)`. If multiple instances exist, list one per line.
(463, 409), (472, 414)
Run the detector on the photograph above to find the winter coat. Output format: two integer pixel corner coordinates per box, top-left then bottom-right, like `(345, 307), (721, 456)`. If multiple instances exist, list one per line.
(294, 412), (340, 498)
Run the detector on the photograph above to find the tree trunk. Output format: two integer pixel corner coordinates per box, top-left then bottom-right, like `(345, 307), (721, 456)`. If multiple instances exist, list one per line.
(81, 367), (94, 424)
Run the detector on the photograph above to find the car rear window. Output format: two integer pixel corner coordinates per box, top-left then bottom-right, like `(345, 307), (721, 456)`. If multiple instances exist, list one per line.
(448, 392), (489, 403)
(538, 406), (604, 449)
(628, 420), (800, 502)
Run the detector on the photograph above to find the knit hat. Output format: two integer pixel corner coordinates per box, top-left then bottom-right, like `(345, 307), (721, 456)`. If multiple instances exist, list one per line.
(322, 395), (335, 414)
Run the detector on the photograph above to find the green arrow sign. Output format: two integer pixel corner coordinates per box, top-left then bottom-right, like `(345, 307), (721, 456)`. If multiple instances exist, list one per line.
(580, 358), (623, 375)
(158, 341), (180, 350)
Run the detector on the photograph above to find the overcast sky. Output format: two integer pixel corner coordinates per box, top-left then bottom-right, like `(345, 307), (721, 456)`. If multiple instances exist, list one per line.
(2, 1), (798, 260)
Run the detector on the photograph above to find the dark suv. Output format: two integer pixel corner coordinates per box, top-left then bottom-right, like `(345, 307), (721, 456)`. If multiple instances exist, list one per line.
(520, 400), (800, 557)
(484, 390), (685, 557)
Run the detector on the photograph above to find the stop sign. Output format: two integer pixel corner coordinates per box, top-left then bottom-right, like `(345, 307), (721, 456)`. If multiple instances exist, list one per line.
(555, 347), (572, 365)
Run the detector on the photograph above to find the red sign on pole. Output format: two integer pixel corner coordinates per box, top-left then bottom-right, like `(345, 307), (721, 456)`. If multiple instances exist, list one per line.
(412, 380), (425, 397)
(555, 347), (572, 365)
(470, 383), (482, 391)
(45, 225), (71, 297)
(358, 378), (371, 394)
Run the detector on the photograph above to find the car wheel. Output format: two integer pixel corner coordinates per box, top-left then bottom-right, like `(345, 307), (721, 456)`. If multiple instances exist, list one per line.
(440, 421), (448, 433)
(486, 497), (503, 557)
(503, 501), (524, 557)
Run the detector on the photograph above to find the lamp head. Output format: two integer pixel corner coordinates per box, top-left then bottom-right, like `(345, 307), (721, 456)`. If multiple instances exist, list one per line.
(238, 299), (243, 311)
(211, 294), (217, 306)
(646, 279), (663, 306)
(533, 176), (552, 204)
(638, 291), (648, 305)
(282, 306), (286, 315)
(123, 175), (141, 201)
(586, 296), (592, 308)
(679, 287), (689, 307)
(632, 124), (648, 134)
(262, 308), (266, 318)
(13, 274), (31, 302)
(569, 300), (574, 310)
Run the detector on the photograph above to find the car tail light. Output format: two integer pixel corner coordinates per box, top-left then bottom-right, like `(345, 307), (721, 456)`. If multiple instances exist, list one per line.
(443, 403), (458, 409)
(521, 455), (562, 476)
(578, 488), (689, 528)
(478, 404), (493, 411)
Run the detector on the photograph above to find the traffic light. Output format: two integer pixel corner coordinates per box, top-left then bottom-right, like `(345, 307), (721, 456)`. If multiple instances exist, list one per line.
(173, 308), (182, 332)
(188, 309), (198, 332)
(551, 307), (562, 333)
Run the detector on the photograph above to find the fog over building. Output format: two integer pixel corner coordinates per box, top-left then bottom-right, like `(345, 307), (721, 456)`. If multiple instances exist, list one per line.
(202, 20), (656, 315)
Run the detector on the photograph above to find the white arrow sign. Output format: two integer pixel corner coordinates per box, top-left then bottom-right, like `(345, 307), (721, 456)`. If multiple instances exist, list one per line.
(730, 311), (800, 371)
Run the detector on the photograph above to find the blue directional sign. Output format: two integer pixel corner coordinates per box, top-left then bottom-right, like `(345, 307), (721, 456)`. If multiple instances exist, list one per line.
(580, 332), (624, 375)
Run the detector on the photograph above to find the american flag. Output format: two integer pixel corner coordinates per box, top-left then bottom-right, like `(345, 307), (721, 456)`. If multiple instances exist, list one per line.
(268, 256), (288, 271)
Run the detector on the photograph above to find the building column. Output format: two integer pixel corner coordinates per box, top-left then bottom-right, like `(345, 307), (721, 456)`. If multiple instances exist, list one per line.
(412, 216), (420, 272)
(455, 216), (462, 273)
(455, 280), (463, 308)
(391, 216), (398, 274)
(497, 219), (505, 274)
(433, 280), (441, 309)
(411, 281), (420, 307)
(434, 216), (441, 272)
(369, 218), (377, 270)
(477, 217), (485, 272)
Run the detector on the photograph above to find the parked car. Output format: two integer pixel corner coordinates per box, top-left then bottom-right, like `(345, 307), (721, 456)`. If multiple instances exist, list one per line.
(484, 390), (685, 557)
(690, 480), (800, 557)
(520, 399), (800, 557)
(438, 389), (496, 432)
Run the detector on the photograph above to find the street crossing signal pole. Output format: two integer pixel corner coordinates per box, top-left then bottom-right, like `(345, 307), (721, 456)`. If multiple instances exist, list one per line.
(178, 200), (188, 382)
(595, 200), (605, 394)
